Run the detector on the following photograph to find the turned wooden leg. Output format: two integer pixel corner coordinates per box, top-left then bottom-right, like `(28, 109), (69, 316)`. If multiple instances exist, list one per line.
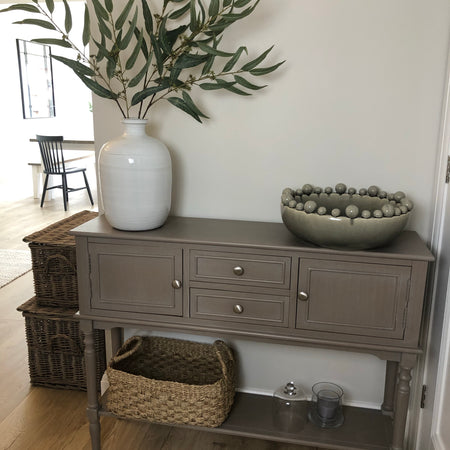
(391, 354), (417, 450)
(382, 360), (398, 416)
(82, 320), (101, 450)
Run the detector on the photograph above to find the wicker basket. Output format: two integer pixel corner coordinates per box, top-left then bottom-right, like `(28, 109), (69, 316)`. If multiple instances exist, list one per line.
(23, 210), (97, 308)
(17, 297), (106, 391)
(105, 336), (236, 427)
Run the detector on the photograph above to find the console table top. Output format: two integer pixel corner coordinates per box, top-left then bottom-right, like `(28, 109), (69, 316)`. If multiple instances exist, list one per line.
(72, 214), (434, 261)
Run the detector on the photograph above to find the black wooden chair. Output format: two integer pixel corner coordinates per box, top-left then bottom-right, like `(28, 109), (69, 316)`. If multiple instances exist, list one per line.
(36, 135), (94, 211)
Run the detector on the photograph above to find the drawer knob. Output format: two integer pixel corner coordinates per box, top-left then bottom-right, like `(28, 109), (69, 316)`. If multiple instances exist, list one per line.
(233, 304), (244, 314)
(172, 280), (182, 289)
(233, 266), (245, 276)
(298, 291), (309, 301)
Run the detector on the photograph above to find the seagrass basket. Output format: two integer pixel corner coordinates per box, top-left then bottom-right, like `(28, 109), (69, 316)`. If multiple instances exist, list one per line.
(23, 210), (97, 308)
(17, 297), (106, 391)
(105, 336), (236, 427)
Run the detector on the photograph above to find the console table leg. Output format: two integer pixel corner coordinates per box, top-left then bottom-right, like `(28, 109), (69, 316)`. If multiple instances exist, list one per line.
(110, 327), (123, 355)
(391, 354), (416, 450)
(82, 321), (101, 450)
(382, 360), (398, 416)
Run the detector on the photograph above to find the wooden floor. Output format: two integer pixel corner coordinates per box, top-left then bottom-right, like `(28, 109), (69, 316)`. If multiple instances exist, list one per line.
(0, 191), (324, 450)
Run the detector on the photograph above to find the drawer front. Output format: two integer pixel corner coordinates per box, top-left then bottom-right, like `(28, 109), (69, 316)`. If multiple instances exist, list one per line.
(89, 243), (183, 316)
(190, 288), (289, 327)
(296, 258), (411, 339)
(190, 250), (291, 289)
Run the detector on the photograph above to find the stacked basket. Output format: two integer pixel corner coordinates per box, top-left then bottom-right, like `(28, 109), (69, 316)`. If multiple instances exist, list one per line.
(18, 210), (106, 391)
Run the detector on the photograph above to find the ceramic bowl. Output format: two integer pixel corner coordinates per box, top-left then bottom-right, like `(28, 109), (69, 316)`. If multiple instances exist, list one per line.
(280, 184), (413, 250)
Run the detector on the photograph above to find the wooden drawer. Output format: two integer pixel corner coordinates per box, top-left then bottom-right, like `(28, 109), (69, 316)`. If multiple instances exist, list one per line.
(89, 243), (183, 316)
(190, 288), (289, 327)
(296, 258), (411, 339)
(189, 250), (291, 289)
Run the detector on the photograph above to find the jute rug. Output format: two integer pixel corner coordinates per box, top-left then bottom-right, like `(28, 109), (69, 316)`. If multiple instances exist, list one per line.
(0, 249), (32, 288)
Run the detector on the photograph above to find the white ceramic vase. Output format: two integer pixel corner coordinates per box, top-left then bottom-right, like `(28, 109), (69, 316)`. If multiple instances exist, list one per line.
(98, 119), (172, 231)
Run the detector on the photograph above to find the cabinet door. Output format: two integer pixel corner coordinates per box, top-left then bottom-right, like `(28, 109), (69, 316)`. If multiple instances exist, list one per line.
(296, 258), (411, 339)
(89, 243), (182, 316)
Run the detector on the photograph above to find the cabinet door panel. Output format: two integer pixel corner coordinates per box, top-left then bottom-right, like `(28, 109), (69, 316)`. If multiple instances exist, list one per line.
(89, 243), (182, 316)
(296, 259), (411, 339)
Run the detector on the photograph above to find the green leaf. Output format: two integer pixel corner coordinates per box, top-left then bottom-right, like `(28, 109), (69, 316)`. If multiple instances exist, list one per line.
(0, 4), (40, 14)
(106, 55), (117, 79)
(197, 0), (206, 27)
(119, 7), (138, 50)
(196, 41), (233, 57)
(131, 83), (168, 105)
(234, 75), (266, 90)
(115, 0), (135, 30)
(105, 0), (113, 13)
(207, 20), (232, 34)
(128, 58), (151, 87)
(167, 96), (202, 123)
(45, 0), (55, 14)
(52, 54), (95, 76)
(189, 0), (198, 32)
(141, 0), (153, 34)
(223, 46), (247, 72)
(150, 33), (163, 75)
(73, 71), (119, 99)
(223, 0), (233, 6)
(125, 28), (143, 70)
(174, 53), (209, 69)
(158, 16), (171, 55)
(31, 38), (72, 48)
(182, 91), (209, 118)
(168, 2), (190, 20)
(133, 26), (149, 58)
(82, 5), (90, 47)
(97, 16), (112, 40)
(13, 19), (56, 30)
(92, 0), (109, 21)
(62, 0), (72, 33)
(241, 45), (273, 71)
(199, 80), (235, 90)
(201, 54), (215, 75)
(166, 25), (188, 49)
(222, 84), (251, 96)
(208, 0), (219, 17)
(249, 60), (285, 76)
(234, 0), (253, 7)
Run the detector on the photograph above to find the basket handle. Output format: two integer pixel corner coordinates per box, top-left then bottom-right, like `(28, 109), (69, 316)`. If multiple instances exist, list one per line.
(45, 254), (76, 275)
(214, 340), (234, 382)
(110, 335), (143, 367)
(50, 334), (83, 355)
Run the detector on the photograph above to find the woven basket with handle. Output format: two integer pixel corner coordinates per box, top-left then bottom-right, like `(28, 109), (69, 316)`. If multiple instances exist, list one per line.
(105, 336), (236, 427)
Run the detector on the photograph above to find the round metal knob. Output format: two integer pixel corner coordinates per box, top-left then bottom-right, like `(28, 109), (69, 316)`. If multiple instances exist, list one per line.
(233, 304), (244, 314)
(233, 266), (244, 276)
(298, 291), (309, 301)
(172, 280), (182, 289)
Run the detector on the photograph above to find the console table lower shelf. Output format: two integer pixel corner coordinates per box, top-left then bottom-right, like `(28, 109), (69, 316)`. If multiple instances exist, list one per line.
(99, 391), (393, 450)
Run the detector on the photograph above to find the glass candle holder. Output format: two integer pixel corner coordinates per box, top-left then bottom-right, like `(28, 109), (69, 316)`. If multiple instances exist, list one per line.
(308, 382), (344, 428)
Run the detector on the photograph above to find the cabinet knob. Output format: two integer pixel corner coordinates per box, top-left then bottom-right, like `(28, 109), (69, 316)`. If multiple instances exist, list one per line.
(172, 280), (182, 289)
(233, 304), (244, 314)
(298, 291), (309, 301)
(233, 266), (245, 276)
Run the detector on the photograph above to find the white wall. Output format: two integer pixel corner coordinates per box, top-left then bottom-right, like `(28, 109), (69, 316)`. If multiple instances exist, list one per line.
(91, 0), (450, 411)
(0, 1), (93, 200)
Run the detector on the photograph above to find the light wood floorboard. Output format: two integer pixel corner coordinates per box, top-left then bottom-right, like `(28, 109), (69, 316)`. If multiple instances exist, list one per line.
(0, 191), (322, 450)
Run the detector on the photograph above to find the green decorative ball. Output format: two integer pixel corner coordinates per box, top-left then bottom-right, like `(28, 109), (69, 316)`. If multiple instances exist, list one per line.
(302, 184), (314, 195)
(368, 185), (379, 197)
(335, 183), (347, 194)
(345, 204), (359, 219)
(361, 210), (371, 219)
(381, 204), (395, 217)
(304, 200), (318, 213)
(317, 206), (327, 215)
(331, 208), (341, 217)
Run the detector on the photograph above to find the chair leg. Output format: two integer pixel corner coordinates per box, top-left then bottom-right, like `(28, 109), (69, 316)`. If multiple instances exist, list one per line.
(40, 174), (49, 207)
(61, 174), (68, 211)
(83, 171), (94, 206)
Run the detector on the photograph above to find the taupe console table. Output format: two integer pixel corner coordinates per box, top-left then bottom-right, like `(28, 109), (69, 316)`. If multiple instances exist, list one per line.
(72, 215), (434, 450)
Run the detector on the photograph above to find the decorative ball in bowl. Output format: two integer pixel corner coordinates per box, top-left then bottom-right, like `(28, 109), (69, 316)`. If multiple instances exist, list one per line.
(280, 183), (413, 250)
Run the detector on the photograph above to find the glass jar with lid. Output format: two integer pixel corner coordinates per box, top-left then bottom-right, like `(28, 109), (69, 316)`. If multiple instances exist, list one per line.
(272, 381), (306, 433)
